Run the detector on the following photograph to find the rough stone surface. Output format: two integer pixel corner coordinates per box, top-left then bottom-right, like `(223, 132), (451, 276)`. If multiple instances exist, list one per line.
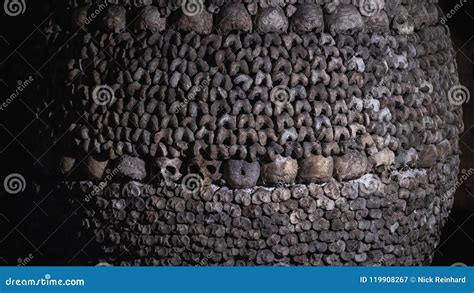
(334, 151), (370, 181)
(115, 155), (146, 181)
(369, 148), (395, 168)
(217, 3), (252, 34)
(326, 5), (363, 35)
(223, 160), (260, 189)
(291, 4), (324, 33)
(417, 145), (438, 168)
(261, 155), (298, 185)
(71, 6), (89, 29)
(391, 6), (414, 35)
(256, 7), (289, 33)
(103, 5), (127, 32)
(299, 155), (333, 183)
(176, 9), (213, 34)
(437, 140), (452, 161)
(135, 6), (166, 32)
(59, 156), (76, 175)
(85, 157), (108, 180)
(364, 10), (390, 33)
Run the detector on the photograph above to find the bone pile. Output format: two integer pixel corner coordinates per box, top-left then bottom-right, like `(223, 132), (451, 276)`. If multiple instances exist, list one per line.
(35, 0), (463, 265)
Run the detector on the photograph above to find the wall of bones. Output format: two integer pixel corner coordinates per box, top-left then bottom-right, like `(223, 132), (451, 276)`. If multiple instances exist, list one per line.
(32, 0), (463, 265)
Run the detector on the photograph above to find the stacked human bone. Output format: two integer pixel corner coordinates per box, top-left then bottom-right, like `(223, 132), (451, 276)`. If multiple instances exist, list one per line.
(38, 0), (462, 265)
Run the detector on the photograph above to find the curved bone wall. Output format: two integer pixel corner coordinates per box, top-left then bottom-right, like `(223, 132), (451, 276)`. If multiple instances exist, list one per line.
(34, 0), (462, 265)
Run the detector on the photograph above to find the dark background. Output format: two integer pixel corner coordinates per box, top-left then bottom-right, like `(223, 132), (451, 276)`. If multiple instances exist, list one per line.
(431, 0), (474, 266)
(0, 1), (472, 266)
